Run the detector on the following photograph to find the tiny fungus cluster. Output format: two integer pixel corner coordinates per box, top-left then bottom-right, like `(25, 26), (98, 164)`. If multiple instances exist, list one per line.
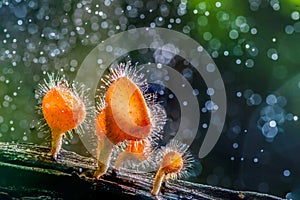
(36, 63), (195, 196)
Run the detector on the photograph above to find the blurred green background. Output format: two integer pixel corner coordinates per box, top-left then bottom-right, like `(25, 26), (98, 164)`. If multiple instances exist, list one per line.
(1, 0), (300, 199)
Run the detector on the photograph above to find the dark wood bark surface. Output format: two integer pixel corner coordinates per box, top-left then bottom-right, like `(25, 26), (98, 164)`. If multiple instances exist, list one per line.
(0, 142), (286, 200)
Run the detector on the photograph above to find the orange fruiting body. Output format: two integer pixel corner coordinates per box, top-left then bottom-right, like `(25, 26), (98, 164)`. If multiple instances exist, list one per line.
(98, 76), (151, 144)
(42, 87), (86, 134)
(160, 151), (183, 175)
(94, 62), (167, 179)
(37, 73), (90, 160)
(113, 138), (153, 172)
(151, 139), (194, 196)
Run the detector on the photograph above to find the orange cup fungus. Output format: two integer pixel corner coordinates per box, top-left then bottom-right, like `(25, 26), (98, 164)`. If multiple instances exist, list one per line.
(94, 62), (167, 179)
(113, 137), (152, 172)
(151, 139), (194, 196)
(37, 73), (90, 160)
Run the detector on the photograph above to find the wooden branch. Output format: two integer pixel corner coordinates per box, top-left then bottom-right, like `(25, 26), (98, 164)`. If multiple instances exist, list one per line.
(0, 142), (285, 200)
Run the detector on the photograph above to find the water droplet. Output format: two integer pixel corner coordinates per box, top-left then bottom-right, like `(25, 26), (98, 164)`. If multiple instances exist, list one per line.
(182, 68), (193, 79)
(261, 122), (278, 140)
(269, 120), (277, 127)
(70, 59), (78, 67)
(248, 47), (259, 57)
(229, 30), (239, 40)
(205, 100), (215, 110)
(283, 169), (291, 177)
(245, 59), (254, 68)
(193, 89), (199, 96)
(277, 96), (287, 107)
(203, 32), (212, 41)
(233, 143), (238, 149)
(215, 2), (221, 8)
(260, 149), (264, 153)
(17, 20), (23, 26)
(291, 11), (300, 20)
(249, 0), (261, 11)
(243, 89), (253, 99)
(266, 94), (277, 105)
(251, 27), (258, 34)
(236, 59), (242, 65)
(285, 25), (294, 34)
(28, 24), (39, 35)
(207, 88), (214, 96)
(206, 63), (215, 72)
(247, 93), (262, 106)
(293, 115), (298, 121)
(235, 16), (246, 27)
(13, 4), (28, 18)
(253, 157), (259, 163)
(270, 0), (280, 11)
(236, 91), (242, 97)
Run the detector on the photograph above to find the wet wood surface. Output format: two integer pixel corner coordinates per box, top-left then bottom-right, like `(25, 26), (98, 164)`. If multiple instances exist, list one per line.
(0, 142), (286, 200)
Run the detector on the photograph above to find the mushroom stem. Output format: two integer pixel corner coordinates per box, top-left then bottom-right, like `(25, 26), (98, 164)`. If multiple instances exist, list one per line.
(94, 136), (114, 179)
(114, 151), (130, 172)
(151, 168), (166, 196)
(50, 130), (64, 160)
